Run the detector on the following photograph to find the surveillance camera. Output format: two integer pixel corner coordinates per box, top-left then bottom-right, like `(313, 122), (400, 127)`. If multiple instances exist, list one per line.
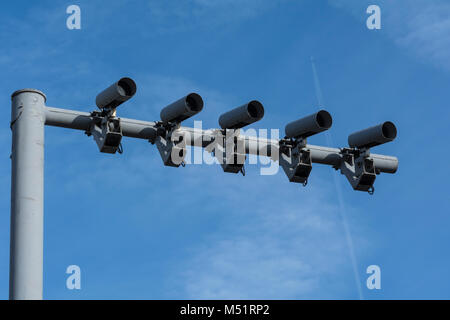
(218, 100), (264, 129)
(348, 121), (397, 149)
(160, 93), (204, 123)
(95, 77), (137, 110)
(284, 110), (332, 139)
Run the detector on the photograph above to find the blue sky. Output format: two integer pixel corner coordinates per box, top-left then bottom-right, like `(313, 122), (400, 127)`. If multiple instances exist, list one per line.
(0, 0), (449, 299)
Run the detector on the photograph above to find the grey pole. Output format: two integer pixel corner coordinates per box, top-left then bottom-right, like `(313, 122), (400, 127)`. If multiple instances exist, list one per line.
(9, 89), (46, 300)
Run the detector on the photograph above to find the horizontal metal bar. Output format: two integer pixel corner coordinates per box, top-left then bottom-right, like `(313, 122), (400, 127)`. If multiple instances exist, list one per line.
(45, 107), (158, 140)
(44, 106), (398, 173)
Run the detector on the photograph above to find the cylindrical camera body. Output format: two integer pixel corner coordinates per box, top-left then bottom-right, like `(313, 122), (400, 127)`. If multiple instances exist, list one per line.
(348, 121), (397, 149)
(160, 93), (203, 123)
(96, 77), (137, 110)
(285, 110), (332, 139)
(218, 100), (264, 129)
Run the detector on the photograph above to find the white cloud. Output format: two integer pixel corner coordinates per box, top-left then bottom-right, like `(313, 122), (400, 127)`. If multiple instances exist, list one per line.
(330, 0), (450, 71)
(172, 172), (361, 299)
(392, 1), (450, 71)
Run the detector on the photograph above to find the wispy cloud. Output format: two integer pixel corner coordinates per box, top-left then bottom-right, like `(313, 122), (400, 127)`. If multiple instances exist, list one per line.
(331, 0), (450, 71)
(392, 1), (450, 71)
(171, 172), (361, 299)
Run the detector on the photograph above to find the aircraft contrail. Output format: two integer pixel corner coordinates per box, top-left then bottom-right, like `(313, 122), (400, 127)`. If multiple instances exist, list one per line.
(310, 56), (364, 300)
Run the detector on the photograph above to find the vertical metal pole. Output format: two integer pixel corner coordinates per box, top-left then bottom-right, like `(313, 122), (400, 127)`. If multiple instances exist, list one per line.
(9, 89), (46, 300)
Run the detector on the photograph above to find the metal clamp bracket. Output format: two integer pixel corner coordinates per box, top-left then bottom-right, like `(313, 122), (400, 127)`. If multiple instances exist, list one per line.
(153, 121), (186, 167)
(279, 137), (312, 185)
(339, 147), (377, 194)
(86, 110), (123, 154)
(213, 129), (246, 174)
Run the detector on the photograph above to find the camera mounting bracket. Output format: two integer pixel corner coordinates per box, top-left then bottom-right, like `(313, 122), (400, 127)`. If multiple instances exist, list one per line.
(279, 137), (312, 186)
(86, 109), (123, 154)
(339, 147), (377, 194)
(152, 121), (186, 167)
